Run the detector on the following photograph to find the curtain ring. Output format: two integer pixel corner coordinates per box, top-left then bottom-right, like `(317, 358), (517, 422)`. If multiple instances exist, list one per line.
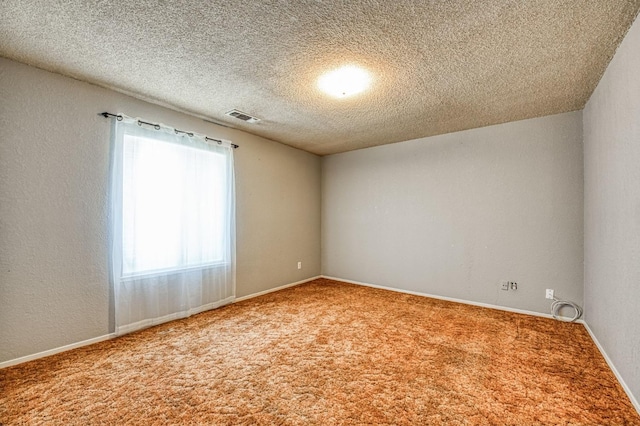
(116, 115), (123, 121)
(154, 124), (160, 130)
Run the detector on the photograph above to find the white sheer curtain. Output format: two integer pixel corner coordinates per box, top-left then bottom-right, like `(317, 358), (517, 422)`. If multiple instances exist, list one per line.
(109, 115), (235, 335)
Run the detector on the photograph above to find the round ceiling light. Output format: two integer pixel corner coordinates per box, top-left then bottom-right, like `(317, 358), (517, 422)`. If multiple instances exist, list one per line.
(317, 65), (371, 98)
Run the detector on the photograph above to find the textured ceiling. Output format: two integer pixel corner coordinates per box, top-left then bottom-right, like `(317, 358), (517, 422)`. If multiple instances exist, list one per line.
(1, 1), (639, 155)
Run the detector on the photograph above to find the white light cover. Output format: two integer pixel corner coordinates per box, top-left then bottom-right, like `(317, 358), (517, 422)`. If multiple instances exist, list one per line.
(318, 65), (371, 98)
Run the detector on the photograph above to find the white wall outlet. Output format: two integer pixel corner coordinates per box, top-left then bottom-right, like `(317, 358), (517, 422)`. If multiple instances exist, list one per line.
(501, 281), (509, 291)
(297, 261), (302, 270)
(546, 289), (554, 299)
(510, 281), (518, 290)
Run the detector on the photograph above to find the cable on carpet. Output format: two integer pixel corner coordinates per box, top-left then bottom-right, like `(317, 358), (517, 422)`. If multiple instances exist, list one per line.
(550, 297), (583, 322)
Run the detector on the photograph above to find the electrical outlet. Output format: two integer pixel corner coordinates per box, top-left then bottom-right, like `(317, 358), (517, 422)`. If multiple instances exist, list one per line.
(546, 289), (554, 299)
(297, 261), (302, 270)
(501, 281), (518, 291)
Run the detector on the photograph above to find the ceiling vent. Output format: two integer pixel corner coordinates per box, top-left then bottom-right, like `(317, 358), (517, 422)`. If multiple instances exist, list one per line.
(225, 109), (261, 124)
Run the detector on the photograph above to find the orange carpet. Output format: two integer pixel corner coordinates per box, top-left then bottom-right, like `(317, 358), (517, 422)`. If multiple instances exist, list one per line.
(1, 278), (638, 425)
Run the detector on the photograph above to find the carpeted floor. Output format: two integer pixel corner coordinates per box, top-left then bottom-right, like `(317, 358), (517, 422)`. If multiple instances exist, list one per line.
(1, 278), (639, 425)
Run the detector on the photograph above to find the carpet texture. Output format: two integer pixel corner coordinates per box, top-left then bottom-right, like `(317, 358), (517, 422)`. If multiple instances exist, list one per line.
(1, 278), (639, 425)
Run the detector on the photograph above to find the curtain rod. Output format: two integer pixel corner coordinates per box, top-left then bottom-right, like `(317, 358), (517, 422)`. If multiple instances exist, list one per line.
(99, 112), (239, 149)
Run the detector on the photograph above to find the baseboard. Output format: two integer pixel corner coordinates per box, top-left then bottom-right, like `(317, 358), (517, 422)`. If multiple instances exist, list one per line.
(234, 275), (322, 302)
(321, 275), (585, 324)
(1, 278), (321, 369)
(318, 276), (640, 411)
(582, 322), (640, 414)
(116, 296), (236, 335)
(0, 333), (117, 369)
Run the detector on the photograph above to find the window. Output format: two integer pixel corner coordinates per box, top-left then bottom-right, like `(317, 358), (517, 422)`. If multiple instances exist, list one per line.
(109, 115), (235, 335)
(122, 133), (228, 276)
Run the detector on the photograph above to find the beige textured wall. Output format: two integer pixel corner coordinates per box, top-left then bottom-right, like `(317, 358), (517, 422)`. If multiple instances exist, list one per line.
(0, 58), (321, 363)
(322, 111), (584, 315)
(583, 13), (640, 407)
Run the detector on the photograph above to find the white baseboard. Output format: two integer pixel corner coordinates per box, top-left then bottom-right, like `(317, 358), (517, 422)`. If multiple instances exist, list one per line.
(0, 333), (117, 369)
(321, 275), (585, 323)
(582, 322), (640, 414)
(116, 295), (236, 335)
(0, 277), (322, 369)
(234, 275), (322, 302)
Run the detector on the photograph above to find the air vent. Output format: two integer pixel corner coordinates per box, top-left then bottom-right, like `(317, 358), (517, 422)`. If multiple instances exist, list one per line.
(225, 109), (261, 123)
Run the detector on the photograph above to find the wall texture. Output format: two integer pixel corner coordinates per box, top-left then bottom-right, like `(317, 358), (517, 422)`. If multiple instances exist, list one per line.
(583, 14), (640, 404)
(0, 58), (321, 363)
(322, 111), (584, 315)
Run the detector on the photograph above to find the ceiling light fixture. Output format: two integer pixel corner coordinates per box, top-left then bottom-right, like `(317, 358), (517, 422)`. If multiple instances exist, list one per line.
(317, 65), (371, 98)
